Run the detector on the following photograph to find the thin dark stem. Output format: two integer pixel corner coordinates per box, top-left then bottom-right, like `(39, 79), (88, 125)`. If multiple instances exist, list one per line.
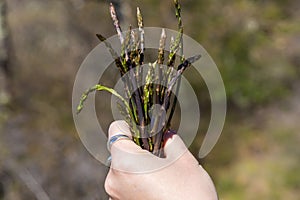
(166, 55), (201, 96)
(166, 0), (184, 129)
(157, 29), (167, 104)
(96, 34), (126, 75)
(151, 55), (201, 154)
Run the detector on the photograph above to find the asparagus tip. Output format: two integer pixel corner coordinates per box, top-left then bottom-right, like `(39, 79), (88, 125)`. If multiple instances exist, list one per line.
(96, 34), (106, 41)
(187, 54), (201, 64)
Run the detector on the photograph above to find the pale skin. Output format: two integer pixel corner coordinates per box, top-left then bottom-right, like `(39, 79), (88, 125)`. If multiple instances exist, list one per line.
(105, 121), (218, 200)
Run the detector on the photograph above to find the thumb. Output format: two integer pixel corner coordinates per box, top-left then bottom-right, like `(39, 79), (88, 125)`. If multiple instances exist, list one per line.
(108, 120), (163, 173)
(108, 120), (142, 153)
(108, 121), (191, 173)
(108, 120), (131, 139)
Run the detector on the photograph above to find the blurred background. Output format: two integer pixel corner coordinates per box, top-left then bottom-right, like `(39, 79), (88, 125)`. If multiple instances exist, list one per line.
(0, 0), (299, 199)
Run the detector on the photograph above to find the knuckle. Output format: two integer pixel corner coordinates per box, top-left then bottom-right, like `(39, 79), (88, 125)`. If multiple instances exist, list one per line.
(104, 172), (115, 196)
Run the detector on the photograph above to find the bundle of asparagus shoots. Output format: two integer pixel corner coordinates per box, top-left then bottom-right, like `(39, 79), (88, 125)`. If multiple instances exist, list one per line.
(77, 0), (201, 157)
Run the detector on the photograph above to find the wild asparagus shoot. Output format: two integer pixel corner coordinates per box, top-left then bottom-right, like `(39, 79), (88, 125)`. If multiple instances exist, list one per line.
(77, 0), (201, 157)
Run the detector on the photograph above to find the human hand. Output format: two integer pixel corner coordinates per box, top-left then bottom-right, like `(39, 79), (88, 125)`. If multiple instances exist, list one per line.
(105, 120), (218, 200)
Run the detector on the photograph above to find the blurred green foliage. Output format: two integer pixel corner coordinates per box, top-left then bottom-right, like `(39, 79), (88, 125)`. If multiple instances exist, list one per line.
(185, 0), (299, 108)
